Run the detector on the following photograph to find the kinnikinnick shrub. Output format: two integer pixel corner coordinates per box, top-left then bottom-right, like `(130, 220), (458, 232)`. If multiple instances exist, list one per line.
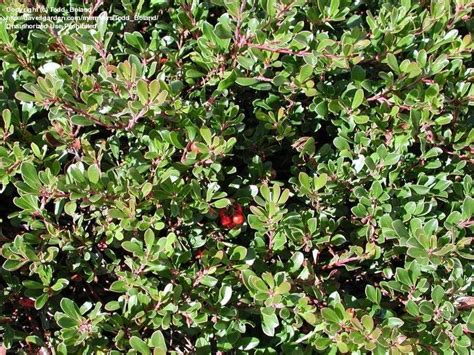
(0, 0), (473, 353)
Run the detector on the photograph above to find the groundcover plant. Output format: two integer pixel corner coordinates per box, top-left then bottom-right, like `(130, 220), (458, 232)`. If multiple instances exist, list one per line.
(0, 0), (473, 353)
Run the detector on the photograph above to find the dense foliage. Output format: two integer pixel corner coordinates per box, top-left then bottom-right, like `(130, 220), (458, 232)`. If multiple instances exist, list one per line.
(1, 0), (474, 353)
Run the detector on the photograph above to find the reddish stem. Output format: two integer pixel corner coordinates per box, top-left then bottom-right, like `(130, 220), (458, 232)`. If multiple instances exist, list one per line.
(322, 256), (364, 270)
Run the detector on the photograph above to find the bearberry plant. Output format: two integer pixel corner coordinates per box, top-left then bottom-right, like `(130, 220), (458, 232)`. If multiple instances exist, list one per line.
(0, 0), (473, 353)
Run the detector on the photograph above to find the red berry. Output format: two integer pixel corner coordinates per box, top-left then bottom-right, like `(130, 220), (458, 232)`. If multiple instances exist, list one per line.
(218, 203), (245, 228)
(220, 214), (234, 228)
(232, 213), (244, 225)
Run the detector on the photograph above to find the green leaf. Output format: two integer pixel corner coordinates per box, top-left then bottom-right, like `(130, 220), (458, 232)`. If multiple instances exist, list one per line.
(154, 90), (168, 105)
(298, 172), (311, 192)
(22, 280), (44, 289)
(298, 64), (313, 82)
(71, 115), (94, 126)
(236, 77), (260, 86)
(352, 89), (364, 110)
(432, 54), (449, 74)
(122, 241), (143, 255)
(467, 310), (474, 332)
(462, 197), (473, 219)
(35, 294), (49, 310)
(405, 300), (419, 317)
(2, 108), (11, 128)
(97, 12), (108, 38)
(110, 280), (128, 292)
(3, 259), (28, 271)
(361, 315), (374, 332)
(288, 252), (304, 273)
(215, 22), (233, 39)
(333, 137), (350, 151)
(150, 330), (167, 351)
(64, 201), (77, 216)
(275, 281), (291, 294)
(384, 153), (400, 166)
(57, 316), (79, 328)
(386, 53), (399, 73)
(354, 115), (369, 124)
(15, 92), (37, 102)
(109, 208), (128, 219)
(249, 276), (268, 293)
(14, 195), (39, 211)
(435, 114), (453, 125)
(314, 173), (328, 191)
(392, 220), (410, 241)
(124, 32), (146, 51)
(87, 164), (101, 184)
(432, 285), (444, 306)
(261, 307), (279, 336)
(51, 278), (69, 292)
(409, 185), (430, 195)
(351, 65), (366, 81)
(186, 69), (206, 79)
(329, 0), (340, 16)
(21, 162), (40, 190)
(25, 335), (45, 346)
(144, 229), (155, 248)
(236, 337), (260, 351)
(395, 268), (413, 286)
(130, 336), (151, 355)
(219, 285), (232, 306)
(60, 298), (82, 321)
(212, 198), (231, 208)
(200, 275), (218, 287)
(217, 70), (237, 91)
(315, 101), (328, 117)
(264, 0), (276, 17)
(407, 247), (428, 258)
(365, 285), (381, 304)
(386, 317), (404, 328)
(137, 79), (148, 104)
(230, 246), (247, 260)
(200, 126), (212, 145)
(405, 62), (422, 78)
(321, 308), (340, 323)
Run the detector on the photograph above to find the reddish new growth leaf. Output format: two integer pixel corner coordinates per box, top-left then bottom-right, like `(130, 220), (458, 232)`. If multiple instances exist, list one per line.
(189, 142), (200, 154)
(18, 297), (35, 309)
